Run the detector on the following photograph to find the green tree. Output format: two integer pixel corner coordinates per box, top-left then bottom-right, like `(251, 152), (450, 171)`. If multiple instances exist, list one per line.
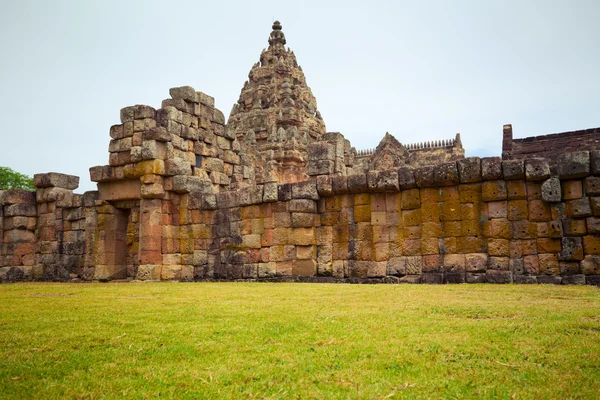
(0, 166), (36, 191)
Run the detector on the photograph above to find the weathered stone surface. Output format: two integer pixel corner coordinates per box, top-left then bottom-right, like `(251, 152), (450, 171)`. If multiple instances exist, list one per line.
(415, 166), (435, 187)
(481, 157), (503, 181)
(33, 173), (79, 190)
(433, 162), (459, 186)
(347, 174), (368, 193)
(172, 176), (213, 194)
(541, 178), (561, 203)
(292, 181), (318, 200)
(525, 159), (550, 181)
(557, 151), (590, 179)
(169, 86), (198, 102)
(457, 157), (481, 183)
(397, 166), (416, 189)
(502, 160), (525, 180)
(367, 170), (399, 192)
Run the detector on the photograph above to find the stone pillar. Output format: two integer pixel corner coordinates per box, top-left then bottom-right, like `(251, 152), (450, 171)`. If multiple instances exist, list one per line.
(136, 198), (162, 280)
(502, 124), (514, 160)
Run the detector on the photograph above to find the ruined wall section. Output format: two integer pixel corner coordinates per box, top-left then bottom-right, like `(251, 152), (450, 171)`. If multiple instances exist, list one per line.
(0, 173), (97, 282)
(502, 124), (600, 161)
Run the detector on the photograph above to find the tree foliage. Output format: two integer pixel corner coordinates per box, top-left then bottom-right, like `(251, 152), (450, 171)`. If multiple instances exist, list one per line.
(0, 166), (36, 191)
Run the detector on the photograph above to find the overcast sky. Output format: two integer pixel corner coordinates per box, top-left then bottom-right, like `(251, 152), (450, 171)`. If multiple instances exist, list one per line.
(1, 0), (599, 192)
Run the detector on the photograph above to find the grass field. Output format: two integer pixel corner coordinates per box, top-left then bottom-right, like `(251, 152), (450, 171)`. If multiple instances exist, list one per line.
(0, 283), (599, 399)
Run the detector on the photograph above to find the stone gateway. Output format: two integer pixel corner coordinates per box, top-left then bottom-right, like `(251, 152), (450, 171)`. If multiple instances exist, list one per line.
(1, 21), (600, 285)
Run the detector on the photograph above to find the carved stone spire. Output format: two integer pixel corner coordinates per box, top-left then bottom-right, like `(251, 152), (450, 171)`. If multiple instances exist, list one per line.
(226, 20), (327, 184)
(268, 20), (286, 47)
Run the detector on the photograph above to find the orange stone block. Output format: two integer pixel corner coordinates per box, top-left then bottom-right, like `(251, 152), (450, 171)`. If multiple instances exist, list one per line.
(401, 188), (420, 210)
(442, 221), (462, 237)
(420, 238), (439, 255)
(488, 239), (510, 256)
(461, 220), (480, 236)
(482, 180), (507, 202)
(374, 242), (390, 261)
(457, 236), (484, 253)
(507, 200), (528, 221)
(354, 204), (371, 223)
(507, 180), (527, 200)
(523, 255), (539, 274)
(420, 188), (442, 203)
(538, 253), (559, 275)
(440, 237), (458, 253)
(458, 183), (481, 203)
(371, 212), (387, 226)
(421, 222), (442, 238)
(528, 200), (551, 222)
(512, 220), (538, 239)
(323, 196), (342, 212)
(402, 209), (422, 226)
(320, 212), (340, 226)
(372, 225), (390, 243)
(490, 218), (511, 239)
(562, 219), (587, 236)
(488, 201), (508, 219)
(385, 193), (400, 213)
(441, 187), (459, 201)
(510, 239), (536, 258)
(583, 236), (600, 255)
(562, 180), (583, 200)
(440, 201), (462, 221)
(526, 182), (542, 200)
(420, 202), (440, 222)
(402, 225), (421, 239)
(371, 193), (387, 212)
(403, 238), (421, 256)
(354, 193), (370, 206)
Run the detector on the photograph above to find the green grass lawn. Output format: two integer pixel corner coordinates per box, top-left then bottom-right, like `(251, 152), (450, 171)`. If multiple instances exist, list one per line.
(0, 283), (599, 399)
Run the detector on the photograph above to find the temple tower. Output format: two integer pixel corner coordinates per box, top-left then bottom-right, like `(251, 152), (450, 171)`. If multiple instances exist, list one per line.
(227, 21), (326, 184)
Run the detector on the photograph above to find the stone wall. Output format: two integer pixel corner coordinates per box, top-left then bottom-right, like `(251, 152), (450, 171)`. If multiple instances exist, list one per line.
(502, 124), (600, 160)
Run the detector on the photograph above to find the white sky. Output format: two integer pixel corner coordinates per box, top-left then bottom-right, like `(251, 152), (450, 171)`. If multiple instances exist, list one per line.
(1, 0), (599, 193)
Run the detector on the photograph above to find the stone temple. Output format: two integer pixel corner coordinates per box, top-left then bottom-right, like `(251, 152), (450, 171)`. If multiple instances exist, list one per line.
(2, 21), (600, 285)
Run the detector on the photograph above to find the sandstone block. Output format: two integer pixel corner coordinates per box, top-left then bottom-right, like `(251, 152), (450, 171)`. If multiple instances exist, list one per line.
(397, 166), (416, 189)
(557, 151), (590, 179)
(308, 142), (335, 161)
(172, 176), (212, 194)
(415, 166), (435, 187)
(367, 170), (399, 192)
(263, 182), (278, 203)
(485, 270), (512, 283)
(316, 175), (333, 196)
(444, 254), (466, 272)
(481, 180), (507, 201)
(136, 264), (161, 281)
(33, 173), (79, 190)
(560, 237), (584, 261)
(507, 180), (527, 200)
(507, 200), (528, 221)
(488, 239), (510, 257)
(562, 180), (583, 200)
(4, 204), (36, 217)
(347, 174), (368, 193)
(169, 86), (198, 102)
(502, 160), (525, 180)
(331, 175), (348, 194)
(481, 157), (502, 181)
(565, 198), (592, 218)
(541, 178), (561, 203)
(525, 159), (550, 181)
(591, 150), (600, 175)
(433, 162), (459, 186)
(464, 253), (487, 273)
(292, 181), (318, 200)
(581, 255), (600, 274)
(292, 259), (316, 276)
(455, 157), (481, 183)
(487, 256), (509, 270)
